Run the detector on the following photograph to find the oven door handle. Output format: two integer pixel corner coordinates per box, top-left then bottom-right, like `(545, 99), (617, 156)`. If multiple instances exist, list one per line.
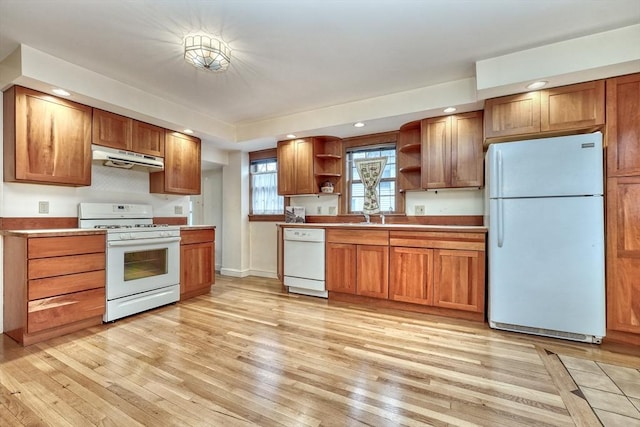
(107, 236), (181, 247)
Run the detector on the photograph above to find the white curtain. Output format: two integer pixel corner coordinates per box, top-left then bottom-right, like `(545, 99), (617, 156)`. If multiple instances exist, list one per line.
(252, 172), (283, 214)
(355, 157), (387, 214)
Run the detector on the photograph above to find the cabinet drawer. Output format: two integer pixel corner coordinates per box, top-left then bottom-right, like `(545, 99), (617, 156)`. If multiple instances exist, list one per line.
(28, 235), (105, 258)
(326, 229), (389, 245)
(28, 252), (105, 280)
(27, 287), (105, 334)
(389, 231), (485, 250)
(181, 229), (215, 245)
(29, 270), (105, 300)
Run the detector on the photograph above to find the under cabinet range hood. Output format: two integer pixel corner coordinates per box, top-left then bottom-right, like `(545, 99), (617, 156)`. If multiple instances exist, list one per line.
(92, 145), (164, 171)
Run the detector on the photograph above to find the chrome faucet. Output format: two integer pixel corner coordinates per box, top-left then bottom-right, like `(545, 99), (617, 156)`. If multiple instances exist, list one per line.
(363, 213), (370, 224)
(380, 213), (385, 224)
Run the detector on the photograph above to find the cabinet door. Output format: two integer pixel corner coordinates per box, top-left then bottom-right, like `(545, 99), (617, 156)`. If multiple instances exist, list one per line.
(9, 86), (92, 186)
(433, 249), (484, 312)
(389, 246), (433, 305)
(606, 177), (640, 335)
(421, 116), (450, 189)
(277, 140), (296, 195)
(356, 245), (389, 299)
(28, 288), (105, 334)
(132, 120), (165, 157)
(326, 242), (357, 294)
(540, 80), (605, 132)
(295, 139), (315, 194)
(150, 132), (201, 195)
(180, 242), (214, 298)
(484, 92), (541, 139)
(451, 112), (483, 188)
(92, 109), (131, 150)
(607, 73), (640, 177)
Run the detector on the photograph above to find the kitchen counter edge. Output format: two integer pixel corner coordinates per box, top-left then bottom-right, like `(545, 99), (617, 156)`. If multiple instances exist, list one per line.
(2, 229), (107, 237)
(276, 223), (487, 232)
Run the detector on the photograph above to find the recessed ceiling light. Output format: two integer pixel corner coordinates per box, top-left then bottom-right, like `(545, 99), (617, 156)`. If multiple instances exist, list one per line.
(526, 81), (548, 90)
(183, 129), (194, 134)
(354, 122), (365, 128)
(52, 88), (70, 96)
(443, 107), (456, 113)
(286, 134), (296, 139)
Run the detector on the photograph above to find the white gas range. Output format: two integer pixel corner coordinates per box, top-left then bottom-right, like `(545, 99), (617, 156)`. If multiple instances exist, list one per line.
(78, 203), (181, 322)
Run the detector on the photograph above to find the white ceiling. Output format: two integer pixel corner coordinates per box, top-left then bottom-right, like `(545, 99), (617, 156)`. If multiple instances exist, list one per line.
(0, 0), (639, 152)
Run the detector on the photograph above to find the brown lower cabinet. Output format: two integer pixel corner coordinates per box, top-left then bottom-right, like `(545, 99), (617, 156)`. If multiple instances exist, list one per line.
(3, 232), (106, 346)
(180, 228), (215, 300)
(326, 227), (486, 320)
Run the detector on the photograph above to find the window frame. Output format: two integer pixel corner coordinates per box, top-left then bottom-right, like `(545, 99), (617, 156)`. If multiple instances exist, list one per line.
(248, 148), (285, 221)
(340, 131), (403, 215)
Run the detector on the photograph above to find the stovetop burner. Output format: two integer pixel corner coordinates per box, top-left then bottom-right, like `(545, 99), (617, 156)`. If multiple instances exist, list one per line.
(93, 223), (171, 229)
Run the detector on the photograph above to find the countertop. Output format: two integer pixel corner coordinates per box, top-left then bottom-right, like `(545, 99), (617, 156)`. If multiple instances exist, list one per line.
(180, 225), (216, 230)
(277, 222), (487, 233)
(3, 229), (107, 238)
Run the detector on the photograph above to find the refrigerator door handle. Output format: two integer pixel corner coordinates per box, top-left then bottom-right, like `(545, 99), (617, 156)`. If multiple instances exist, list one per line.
(497, 198), (505, 247)
(496, 149), (503, 198)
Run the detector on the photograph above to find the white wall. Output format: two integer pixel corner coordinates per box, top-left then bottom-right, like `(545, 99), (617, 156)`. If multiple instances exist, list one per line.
(192, 169), (224, 270)
(221, 152), (251, 277)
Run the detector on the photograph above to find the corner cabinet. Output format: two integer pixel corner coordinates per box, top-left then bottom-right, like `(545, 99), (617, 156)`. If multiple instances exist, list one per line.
(3, 86), (92, 186)
(422, 111), (484, 189)
(180, 228), (215, 300)
(3, 232), (106, 346)
(150, 131), (201, 195)
(397, 121), (422, 192)
(93, 108), (165, 157)
(605, 73), (640, 345)
(484, 80), (605, 142)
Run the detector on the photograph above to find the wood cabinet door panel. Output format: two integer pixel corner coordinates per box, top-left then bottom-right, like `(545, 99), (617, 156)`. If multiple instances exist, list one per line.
(540, 80), (605, 132)
(422, 116), (450, 189)
(28, 253), (105, 280)
(151, 131), (201, 195)
(356, 245), (389, 299)
(607, 73), (640, 177)
(326, 229), (389, 246)
(28, 235), (105, 258)
(13, 86), (91, 186)
(389, 247), (433, 305)
(295, 139), (315, 194)
(180, 242), (214, 295)
(484, 92), (540, 139)
(326, 243), (357, 294)
(277, 140), (296, 195)
(607, 177), (640, 334)
(433, 249), (484, 312)
(29, 270), (105, 300)
(451, 112), (483, 188)
(132, 120), (165, 157)
(181, 229), (215, 245)
(28, 288), (105, 334)
(92, 109), (131, 150)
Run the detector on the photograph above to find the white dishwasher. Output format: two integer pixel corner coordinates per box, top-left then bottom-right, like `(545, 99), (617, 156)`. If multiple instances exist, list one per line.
(283, 228), (327, 298)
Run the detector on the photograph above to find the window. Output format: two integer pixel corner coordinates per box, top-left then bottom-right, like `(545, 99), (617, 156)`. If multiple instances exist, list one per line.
(250, 151), (284, 215)
(346, 144), (396, 213)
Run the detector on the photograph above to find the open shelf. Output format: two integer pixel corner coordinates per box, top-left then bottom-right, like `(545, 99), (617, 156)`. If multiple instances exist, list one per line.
(399, 165), (421, 173)
(315, 153), (342, 159)
(399, 143), (421, 153)
(315, 172), (341, 177)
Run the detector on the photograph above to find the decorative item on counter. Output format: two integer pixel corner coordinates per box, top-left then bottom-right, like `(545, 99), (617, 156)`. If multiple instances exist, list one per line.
(320, 181), (334, 193)
(285, 206), (306, 223)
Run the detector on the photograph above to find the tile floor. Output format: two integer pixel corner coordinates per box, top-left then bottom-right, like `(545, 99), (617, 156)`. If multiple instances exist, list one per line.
(560, 354), (640, 427)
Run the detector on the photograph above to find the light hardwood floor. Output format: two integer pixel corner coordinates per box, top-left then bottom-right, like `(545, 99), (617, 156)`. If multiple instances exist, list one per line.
(1, 275), (638, 426)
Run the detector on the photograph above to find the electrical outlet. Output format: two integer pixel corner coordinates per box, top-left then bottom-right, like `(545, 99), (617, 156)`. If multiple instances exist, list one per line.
(38, 201), (49, 214)
(329, 206), (337, 215)
(316, 206), (322, 214)
(174, 205), (183, 215)
(415, 205), (425, 215)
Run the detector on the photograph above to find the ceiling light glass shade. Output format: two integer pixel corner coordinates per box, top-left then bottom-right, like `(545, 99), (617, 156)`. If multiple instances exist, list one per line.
(184, 35), (231, 72)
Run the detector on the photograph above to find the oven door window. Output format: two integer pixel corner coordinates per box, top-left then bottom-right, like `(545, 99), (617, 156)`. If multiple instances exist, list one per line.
(124, 248), (168, 281)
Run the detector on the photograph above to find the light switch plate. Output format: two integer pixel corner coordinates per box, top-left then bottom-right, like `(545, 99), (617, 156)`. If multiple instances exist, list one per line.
(329, 206), (337, 215)
(415, 205), (425, 215)
(38, 201), (49, 214)
(316, 206), (322, 214)
(174, 205), (183, 215)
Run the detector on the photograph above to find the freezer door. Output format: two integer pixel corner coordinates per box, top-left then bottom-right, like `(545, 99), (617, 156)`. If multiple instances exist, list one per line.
(488, 132), (603, 199)
(488, 196), (605, 337)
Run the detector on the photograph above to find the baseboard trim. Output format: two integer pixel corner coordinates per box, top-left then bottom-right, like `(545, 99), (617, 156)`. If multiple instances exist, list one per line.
(249, 269), (278, 279)
(220, 268), (250, 278)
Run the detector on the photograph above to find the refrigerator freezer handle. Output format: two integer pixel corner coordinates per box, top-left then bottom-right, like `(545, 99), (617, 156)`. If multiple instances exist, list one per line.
(496, 149), (503, 198)
(497, 198), (505, 248)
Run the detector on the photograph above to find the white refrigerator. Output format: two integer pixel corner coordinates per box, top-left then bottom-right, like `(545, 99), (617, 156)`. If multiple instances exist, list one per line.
(487, 132), (605, 343)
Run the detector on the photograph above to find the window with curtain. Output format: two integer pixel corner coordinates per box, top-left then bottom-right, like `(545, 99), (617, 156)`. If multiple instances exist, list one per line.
(346, 144), (396, 213)
(250, 156), (284, 215)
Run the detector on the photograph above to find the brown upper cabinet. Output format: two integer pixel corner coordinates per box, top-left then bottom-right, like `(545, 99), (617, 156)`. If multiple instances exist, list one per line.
(3, 86), (92, 186)
(606, 73), (640, 178)
(484, 80), (605, 141)
(313, 136), (343, 195)
(93, 108), (165, 157)
(277, 138), (316, 195)
(422, 111), (484, 189)
(150, 131), (201, 195)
